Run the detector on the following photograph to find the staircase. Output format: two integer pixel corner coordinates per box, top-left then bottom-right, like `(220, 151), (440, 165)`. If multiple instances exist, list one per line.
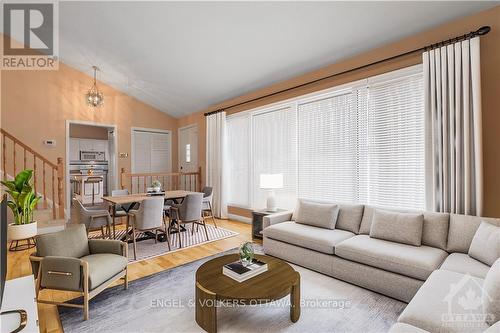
(1, 128), (65, 228)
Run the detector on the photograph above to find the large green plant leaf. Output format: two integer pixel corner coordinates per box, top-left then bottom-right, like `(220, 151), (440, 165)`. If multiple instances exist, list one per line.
(0, 180), (17, 192)
(13, 169), (33, 192)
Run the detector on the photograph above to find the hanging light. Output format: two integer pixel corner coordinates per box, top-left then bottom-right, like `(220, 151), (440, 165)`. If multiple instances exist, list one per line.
(85, 66), (104, 107)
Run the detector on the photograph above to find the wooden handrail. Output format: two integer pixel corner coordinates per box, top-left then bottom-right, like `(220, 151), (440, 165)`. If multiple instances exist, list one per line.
(121, 166), (202, 193)
(1, 128), (64, 220)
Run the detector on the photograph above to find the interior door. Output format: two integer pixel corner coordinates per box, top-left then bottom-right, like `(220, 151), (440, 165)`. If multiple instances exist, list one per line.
(132, 130), (171, 193)
(178, 125), (198, 173)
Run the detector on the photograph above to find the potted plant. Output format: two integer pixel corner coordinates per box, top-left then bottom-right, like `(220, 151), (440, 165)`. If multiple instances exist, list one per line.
(1, 169), (40, 241)
(152, 180), (162, 193)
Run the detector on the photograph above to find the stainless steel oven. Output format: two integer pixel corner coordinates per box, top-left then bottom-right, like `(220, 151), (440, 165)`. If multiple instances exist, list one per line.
(80, 151), (106, 162)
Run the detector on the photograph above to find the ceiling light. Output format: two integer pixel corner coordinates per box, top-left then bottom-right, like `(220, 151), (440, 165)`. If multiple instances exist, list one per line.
(85, 66), (104, 107)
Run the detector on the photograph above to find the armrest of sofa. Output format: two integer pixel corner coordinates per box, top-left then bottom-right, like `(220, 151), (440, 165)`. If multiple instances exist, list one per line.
(263, 211), (293, 229)
(88, 239), (127, 257)
(39, 256), (84, 291)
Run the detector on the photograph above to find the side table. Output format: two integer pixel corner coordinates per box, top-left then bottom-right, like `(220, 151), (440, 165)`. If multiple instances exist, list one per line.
(251, 208), (286, 239)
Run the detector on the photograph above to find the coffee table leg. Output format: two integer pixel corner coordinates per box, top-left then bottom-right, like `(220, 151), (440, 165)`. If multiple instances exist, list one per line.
(196, 282), (217, 333)
(290, 272), (301, 323)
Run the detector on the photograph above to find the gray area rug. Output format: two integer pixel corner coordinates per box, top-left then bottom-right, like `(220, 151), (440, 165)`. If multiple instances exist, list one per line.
(59, 249), (406, 333)
(88, 224), (237, 262)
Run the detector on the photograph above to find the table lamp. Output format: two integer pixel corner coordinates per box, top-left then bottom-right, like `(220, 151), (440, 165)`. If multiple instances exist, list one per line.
(260, 174), (283, 212)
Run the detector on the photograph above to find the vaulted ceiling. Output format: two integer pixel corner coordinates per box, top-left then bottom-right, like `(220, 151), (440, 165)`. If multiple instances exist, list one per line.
(28, 2), (500, 117)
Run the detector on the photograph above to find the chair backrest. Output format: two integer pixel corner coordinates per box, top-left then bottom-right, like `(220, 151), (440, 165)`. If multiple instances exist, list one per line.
(36, 224), (90, 258)
(112, 189), (129, 196)
(202, 186), (213, 198)
(72, 198), (92, 228)
(178, 193), (203, 222)
(132, 197), (164, 230)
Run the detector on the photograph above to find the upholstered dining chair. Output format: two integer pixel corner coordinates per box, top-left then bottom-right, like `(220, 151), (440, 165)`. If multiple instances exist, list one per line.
(73, 198), (112, 238)
(127, 197), (170, 260)
(110, 189), (139, 238)
(170, 192), (206, 248)
(201, 186), (217, 228)
(29, 224), (128, 320)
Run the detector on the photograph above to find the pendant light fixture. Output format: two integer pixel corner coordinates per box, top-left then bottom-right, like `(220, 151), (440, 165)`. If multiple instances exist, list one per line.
(85, 66), (104, 107)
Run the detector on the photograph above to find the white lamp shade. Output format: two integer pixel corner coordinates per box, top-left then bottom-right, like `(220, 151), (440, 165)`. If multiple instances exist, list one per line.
(260, 174), (283, 189)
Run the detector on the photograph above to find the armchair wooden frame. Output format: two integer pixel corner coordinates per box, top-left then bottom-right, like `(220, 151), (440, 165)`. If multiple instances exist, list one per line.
(29, 242), (128, 320)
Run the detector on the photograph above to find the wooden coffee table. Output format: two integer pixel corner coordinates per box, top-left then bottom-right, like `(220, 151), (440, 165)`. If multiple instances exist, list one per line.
(195, 254), (300, 333)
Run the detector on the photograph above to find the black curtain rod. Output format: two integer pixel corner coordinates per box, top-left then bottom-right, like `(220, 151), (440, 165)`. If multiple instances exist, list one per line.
(204, 26), (491, 117)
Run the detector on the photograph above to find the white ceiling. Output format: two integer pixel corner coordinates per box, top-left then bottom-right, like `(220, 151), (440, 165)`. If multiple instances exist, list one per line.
(53, 2), (498, 117)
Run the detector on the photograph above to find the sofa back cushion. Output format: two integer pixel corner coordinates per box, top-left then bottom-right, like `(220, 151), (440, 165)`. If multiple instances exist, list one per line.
(483, 258), (500, 326)
(369, 209), (424, 246)
(294, 200), (339, 229)
(292, 199), (364, 233)
(468, 222), (500, 266)
(447, 214), (500, 253)
(36, 224), (90, 258)
(360, 205), (450, 250)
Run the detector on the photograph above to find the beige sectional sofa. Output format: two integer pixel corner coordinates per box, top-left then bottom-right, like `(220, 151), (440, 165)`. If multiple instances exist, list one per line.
(262, 201), (500, 333)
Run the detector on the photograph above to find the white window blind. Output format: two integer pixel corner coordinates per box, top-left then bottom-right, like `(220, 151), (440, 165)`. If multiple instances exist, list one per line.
(227, 114), (251, 207)
(226, 65), (425, 211)
(252, 107), (297, 210)
(297, 92), (360, 203)
(366, 73), (425, 209)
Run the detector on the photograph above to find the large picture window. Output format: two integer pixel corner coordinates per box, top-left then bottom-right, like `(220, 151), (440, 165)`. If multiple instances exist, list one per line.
(226, 65), (425, 210)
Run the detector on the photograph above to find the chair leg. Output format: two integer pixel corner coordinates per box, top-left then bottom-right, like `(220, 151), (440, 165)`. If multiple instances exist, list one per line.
(124, 267), (128, 290)
(164, 223), (171, 251)
(202, 220), (209, 241)
(209, 202), (217, 228)
(132, 225), (138, 261)
(178, 223), (182, 248)
(154, 229), (158, 244)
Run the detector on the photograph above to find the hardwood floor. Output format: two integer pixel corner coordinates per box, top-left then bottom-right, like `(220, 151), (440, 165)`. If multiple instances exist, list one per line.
(6, 219), (254, 333)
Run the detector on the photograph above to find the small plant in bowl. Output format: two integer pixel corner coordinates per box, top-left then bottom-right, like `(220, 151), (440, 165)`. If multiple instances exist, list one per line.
(151, 180), (162, 192)
(239, 242), (255, 267)
(1, 169), (40, 241)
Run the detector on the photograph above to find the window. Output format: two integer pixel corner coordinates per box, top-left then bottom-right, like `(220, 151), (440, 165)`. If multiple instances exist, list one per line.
(226, 65), (425, 210)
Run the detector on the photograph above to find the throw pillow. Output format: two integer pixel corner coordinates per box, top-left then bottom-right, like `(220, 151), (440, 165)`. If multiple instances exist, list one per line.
(369, 209), (424, 246)
(294, 200), (339, 229)
(469, 221), (500, 266)
(483, 258), (500, 326)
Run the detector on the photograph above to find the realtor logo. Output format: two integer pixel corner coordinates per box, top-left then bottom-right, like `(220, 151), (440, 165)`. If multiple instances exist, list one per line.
(2, 1), (58, 69)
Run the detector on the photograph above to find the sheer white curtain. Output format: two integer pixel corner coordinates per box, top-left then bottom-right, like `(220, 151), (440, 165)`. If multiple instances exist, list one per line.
(206, 112), (228, 218)
(423, 37), (483, 216)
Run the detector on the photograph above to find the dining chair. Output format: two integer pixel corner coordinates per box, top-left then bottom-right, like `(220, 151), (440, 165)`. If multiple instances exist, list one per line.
(110, 189), (135, 238)
(201, 186), (217, 228)
(170, 193), (206, 248)
(72, 198), (112, 238)
(127, 197), (170, 260)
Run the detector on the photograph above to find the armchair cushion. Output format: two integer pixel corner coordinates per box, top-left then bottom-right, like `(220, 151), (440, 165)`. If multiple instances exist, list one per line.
(40, 256), (82, 291)
(36, 224), (90, 258)
(80, 254), (127, 290)
(89, 239), (125, 256)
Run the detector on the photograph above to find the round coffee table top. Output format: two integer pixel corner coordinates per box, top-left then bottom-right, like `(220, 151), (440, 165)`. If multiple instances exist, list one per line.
(196, 254), (298, 301)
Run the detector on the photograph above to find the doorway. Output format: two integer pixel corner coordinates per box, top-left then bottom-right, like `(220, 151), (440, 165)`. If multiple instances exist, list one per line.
(178, 124), (198, 173)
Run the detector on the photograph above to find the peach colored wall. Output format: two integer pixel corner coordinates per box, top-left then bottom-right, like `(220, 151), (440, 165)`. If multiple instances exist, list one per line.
(1, 43), (179, 209)
(178, 6), (500, 217)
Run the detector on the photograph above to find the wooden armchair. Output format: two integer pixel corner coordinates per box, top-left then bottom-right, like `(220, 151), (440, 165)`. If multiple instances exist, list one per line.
(29, 224), (128, 320)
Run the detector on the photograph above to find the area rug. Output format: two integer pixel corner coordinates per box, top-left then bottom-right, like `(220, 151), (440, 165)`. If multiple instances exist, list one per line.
(89, 224), (238, 262)
(59, 248), (406, 333)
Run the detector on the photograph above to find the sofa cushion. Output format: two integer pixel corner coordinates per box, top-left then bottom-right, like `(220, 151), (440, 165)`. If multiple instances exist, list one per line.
(447, 214), (500, 254)
(80, 253), (127, 290)
(36, 224), (90, 258)
(359, 206), (450, 250)
(483, 259), (500, 326)
(468, 222), (500, 266)
(369, 209), (424, 246)
(398, 270), (488, 333)
(291, 199), (364, 233)
(440, 253), (490, 279)
(335, 235), (448, 280)
(295, 200), (339, 229)
(388, 323), (430, 333)
(263, 221), (354, 254)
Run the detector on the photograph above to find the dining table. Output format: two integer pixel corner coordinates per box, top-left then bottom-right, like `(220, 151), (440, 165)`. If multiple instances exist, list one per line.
(102, 190), (198, 242)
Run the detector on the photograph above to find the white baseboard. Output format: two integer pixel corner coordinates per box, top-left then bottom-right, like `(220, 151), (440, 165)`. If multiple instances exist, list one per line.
(228, 214), (251, 224)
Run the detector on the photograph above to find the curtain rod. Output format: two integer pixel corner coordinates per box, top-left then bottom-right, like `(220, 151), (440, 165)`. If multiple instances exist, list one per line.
(204, 26), (491, 117)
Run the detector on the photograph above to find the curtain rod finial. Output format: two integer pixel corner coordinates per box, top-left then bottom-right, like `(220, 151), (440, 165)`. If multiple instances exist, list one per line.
(476, 26), (491, 36)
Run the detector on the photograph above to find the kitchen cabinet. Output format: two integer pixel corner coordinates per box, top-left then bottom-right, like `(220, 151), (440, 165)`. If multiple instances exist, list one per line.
(69, 138), (80, 161)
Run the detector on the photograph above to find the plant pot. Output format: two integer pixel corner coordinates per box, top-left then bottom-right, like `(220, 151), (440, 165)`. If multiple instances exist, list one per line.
(8, 221), (38, 241)
(153, 186), (161, 192)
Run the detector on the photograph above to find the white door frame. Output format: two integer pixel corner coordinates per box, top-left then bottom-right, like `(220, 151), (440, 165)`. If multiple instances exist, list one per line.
(65, 120), (118, 219)
(130, 127), (172, 173)
(177, 123), (198, 172)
